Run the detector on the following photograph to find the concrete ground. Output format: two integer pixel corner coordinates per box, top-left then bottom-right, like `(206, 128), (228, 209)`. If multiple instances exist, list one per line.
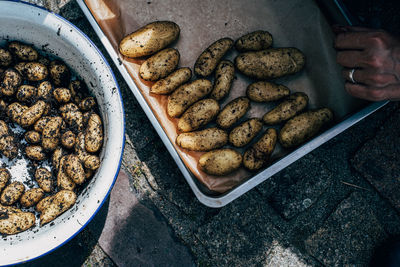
(19, 0), (400, 266)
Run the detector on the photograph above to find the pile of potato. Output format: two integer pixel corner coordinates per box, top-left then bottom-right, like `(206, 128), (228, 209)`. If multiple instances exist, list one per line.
(120, 21), (333, 177)
(0, 41), (103, 235)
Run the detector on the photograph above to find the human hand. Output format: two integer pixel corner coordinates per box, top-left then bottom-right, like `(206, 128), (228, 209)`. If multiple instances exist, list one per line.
(334, 26), (400, 101)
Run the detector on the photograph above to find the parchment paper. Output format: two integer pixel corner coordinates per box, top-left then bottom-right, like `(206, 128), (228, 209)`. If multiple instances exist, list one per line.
(84, 0), (365, 194)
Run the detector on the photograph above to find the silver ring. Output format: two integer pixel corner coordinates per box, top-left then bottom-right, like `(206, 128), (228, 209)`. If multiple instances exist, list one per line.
(349, 68), (357, 84)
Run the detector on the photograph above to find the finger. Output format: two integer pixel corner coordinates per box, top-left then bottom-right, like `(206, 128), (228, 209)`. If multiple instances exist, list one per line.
(335, 31), (374, 50)
(345, 83), (400, 101)
(336, 51), (363, 68)
(345, 26), (377, 32)
(354, 69), (398, 87)
(332, 25), (373, 34)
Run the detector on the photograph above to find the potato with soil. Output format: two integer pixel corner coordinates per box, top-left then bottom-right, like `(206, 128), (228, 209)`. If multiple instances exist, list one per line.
(61, 131), (76, 149)
(35, 167), (53, 193)
(176, 127), (228, 152)
(0, 209), (36, 235)
(0, 135), (18, 159)
(0, 181), (25, 205)
(246, 81), (290, 102)
(49, 61), (70, 86)
(216, 97), (250, 129)
(243, 128), (277, 170)
(235, 30), (273, 52)
(57, 156), (76, 191)
(199, 148), (242, 176)
(279, 108), (333, 148)
(194, 38), (234, 77)
(16, 85), (37, 102)
(8, 41), (38, 61)
(7, 102), (28, 124)
(0, 48), (12, 67)
(139, 48), (180, 81)
(20, 188), (44, 208)
(65, 154), (85, 185)
(24, 62), (48, 81)
(0, 120), (9, 136)
(0, 168), (10, 192)
(25, 130), (41, 144)
(178, 99), (219, 132)
(19, 100), (46, 127)
(150, 67), (191, 95)
(37, 81), (53, 99)
(84, 155), (101, 171)
(60, 103), (84, 131)
(79, 97), (96, 111)
(42, 116), (63, 151)
(38, 190), (77, 226)
(229, 118), (263, 147)
(167, 79), (212, 117)
(119, 21), (180, 58)
(211, 60), (235, 101)
(25, 145), (46, 161)
(52, 147), (64, 171)
(85, 113), (103, 153)
(235, 47), (305, 79)
(263, 92), (309, 125)
(1, 68), (22, 96)
(53, 87), (72, 103)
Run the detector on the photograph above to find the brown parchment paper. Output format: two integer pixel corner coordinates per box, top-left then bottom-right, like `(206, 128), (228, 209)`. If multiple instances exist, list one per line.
(84, 0), (365, 194)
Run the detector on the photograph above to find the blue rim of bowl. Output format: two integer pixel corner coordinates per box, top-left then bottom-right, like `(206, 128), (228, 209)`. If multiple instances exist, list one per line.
(1, 1), (126, 265)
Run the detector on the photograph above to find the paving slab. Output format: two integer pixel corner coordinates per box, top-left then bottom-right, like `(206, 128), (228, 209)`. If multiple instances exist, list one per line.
(305, 192), (388, 266)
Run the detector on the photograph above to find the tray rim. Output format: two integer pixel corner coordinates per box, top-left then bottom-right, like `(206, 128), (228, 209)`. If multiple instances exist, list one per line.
(76, 0), (388, 208)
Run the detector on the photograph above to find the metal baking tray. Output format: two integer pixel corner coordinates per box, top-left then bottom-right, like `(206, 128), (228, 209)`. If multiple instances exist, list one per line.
(77, 0), (388, 207)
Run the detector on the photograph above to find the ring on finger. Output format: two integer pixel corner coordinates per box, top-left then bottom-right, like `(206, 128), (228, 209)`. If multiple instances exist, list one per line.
(349, 68), (357, 84)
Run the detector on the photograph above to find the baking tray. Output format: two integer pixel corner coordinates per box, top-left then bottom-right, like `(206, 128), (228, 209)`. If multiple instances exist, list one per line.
(77, 0), (388, 207)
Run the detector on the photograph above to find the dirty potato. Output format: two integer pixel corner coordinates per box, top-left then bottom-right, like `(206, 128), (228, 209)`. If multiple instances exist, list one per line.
(84, 155), (101, 171)
(150, 67), (191, 95)
(19, 100), (47, 127)
(176, 127), (228, 152)
(42, 116), (62, 151)
(49, 61), (70, 86)
(24, 62), (48, 81)
(216, 97), (250, 129)
(0, 181), (25, 205)
(235, 30), (273, 52)
(139, 48), (180, 81)
(75, 132), (88, 162)
(246, 81), (290, 102)
(199, 148), (242, 176)
(279, 108), (333, 148)
(79, 97), (96, 111)
(0, 168), (11, 192)
(35, 167), (53, 193)
(243, 128), (277, 170)
(85, 113), (103, 153)
(8, 41), (38, 61)
(178, 99), (219, 132)
(235, 47), (305, 79)
(119, 21), (180, 58)
(16, 85), (37, 102)
(65, 154), (85, 185)
(194, 38), (234, 77)
(37, 81), (53, 99)
(263, 92), (309, 125)
(52, 147), (64, 171)
(20, 188), (44, 208)
(167, 79), (212, 117)
(6, 102), (27, 124)
(25, 130), (41, 144)
(0, 120), (9, 136)
(25, 145), (46, 161)
(57, 156), (76, 191)
(0, 48), (13, 67)
(1, 68), (22, 96)
(229, 118), (263, 147)
(53, 87), (71, 103)
(0, 135), (18, 159)
(0, 210), (36, 235)
(60, 103), (84, 131)
(61, 131), (76, 149)
(36, 195), (54, 213)
(211, 60), (235, 101)
(39, 190), (77, 226)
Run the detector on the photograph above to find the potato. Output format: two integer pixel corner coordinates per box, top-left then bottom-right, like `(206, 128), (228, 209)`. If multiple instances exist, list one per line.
(39, 190), (76, 225)
(139, 48), (180, 81)
(69, 80), (84, 100)
(243, 128), (277, 170)
(235, 30), (273, 52)
(13, 62), (26, 75)
(119, 21), (180, 58)
(16, 85), (37, 102)
(246, 81), (290, 102)
(0, 135), (18, 159)
(199, 148), (242, 176)
(167, 79), (212, 117)
(53, 87), (71, 103)
(0, 99), (7, 115)
(263, 92), (309, 125)
(176, 127), (228, 151)
(60, 103), (84, 131)
(79, 97), (96, 111)
(26, 145), (46, 161)
(24, 62), (48, 81)
(61, 130), (76, 149)
(229, 118), (263, 147)
(20, 100), (46, 127)
(0, 181), (25, 205)
(84, 155), (101, 171)
(150, 67), (191, 95)
(85, 113), (103, 153)
(211, 60), (235, 101)
(0, 168), (11, 192)
(0, 204), (21, 213)
(235, 47), (305, 79)
(194, 38), (234, 77)
(33, 116), (50, 132)
(0, 210), (36, 235)
(7, 102), (28, 124)
(25, 130), (41, 144)
(64, 154), (85, 185)
(178, 99), (219, 132)
(75, 132), (88, 162)
(36, 195), (54, 213)
(37, 81), (53, 99)
(52, 147), (64, 171)
(57, 156), (76, 191)
(1, 69), (22, 96)
(20, 188), (44, 208)
(279, 108), (333, 148)
(216, 97), (250, 129)
(35, 167), (53, 193)
(41, 116), (62, 151)
(8, 41), (38, 61)
(0, 120), (9, 136)
(0, 48), (12, 67)
(49, 61), (70, 86)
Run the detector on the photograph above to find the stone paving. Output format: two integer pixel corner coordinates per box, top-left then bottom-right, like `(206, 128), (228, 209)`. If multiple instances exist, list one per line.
(18, 0), (400, 266)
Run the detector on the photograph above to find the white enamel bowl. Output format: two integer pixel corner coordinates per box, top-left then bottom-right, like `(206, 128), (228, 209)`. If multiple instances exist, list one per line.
(0, 1), (124, 265)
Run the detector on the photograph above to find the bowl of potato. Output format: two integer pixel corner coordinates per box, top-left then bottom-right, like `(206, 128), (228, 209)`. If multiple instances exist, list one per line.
(0, 1), (124, 265)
